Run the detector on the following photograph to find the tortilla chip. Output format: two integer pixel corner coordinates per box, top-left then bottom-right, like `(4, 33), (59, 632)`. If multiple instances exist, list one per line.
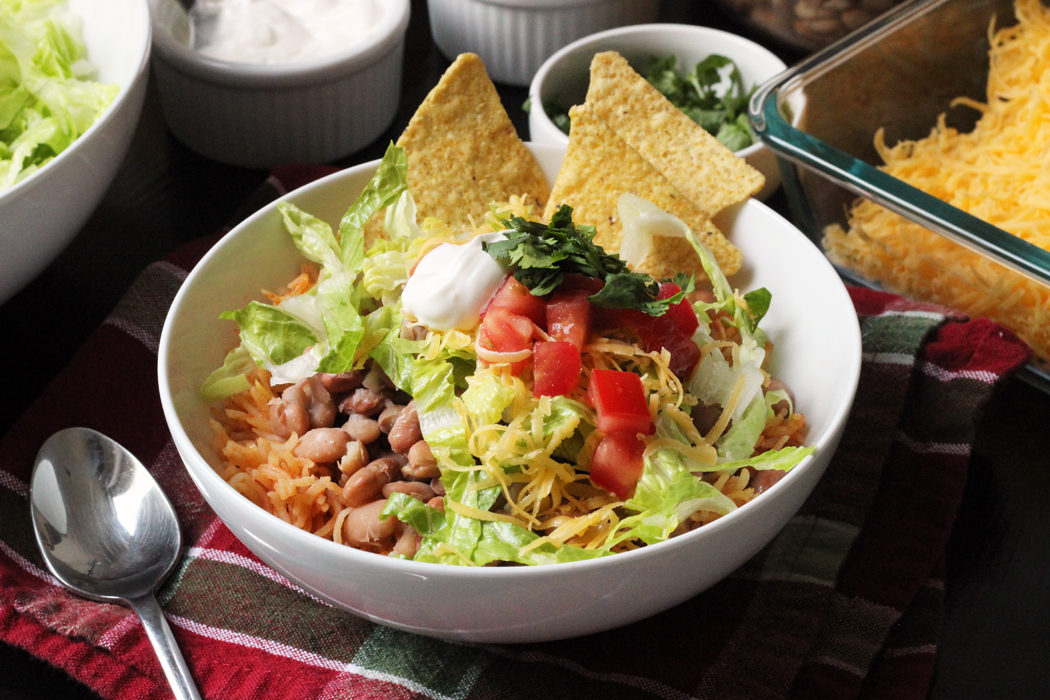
(364, 53), (550, 247)
(586, 51), (764, 217)
(543, 103), (741, 281)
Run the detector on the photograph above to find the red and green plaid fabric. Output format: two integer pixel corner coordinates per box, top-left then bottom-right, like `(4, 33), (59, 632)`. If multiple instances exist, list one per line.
(0, 167), (1031, 700)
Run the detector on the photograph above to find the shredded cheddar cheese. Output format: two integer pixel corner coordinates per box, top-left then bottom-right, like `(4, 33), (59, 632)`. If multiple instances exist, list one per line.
(824, 0), (1050, 360)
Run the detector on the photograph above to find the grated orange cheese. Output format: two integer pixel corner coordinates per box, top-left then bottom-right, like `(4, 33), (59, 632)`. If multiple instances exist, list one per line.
(824, 0), (1050, 361)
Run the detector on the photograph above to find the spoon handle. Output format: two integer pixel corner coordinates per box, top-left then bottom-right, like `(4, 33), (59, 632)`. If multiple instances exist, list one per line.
(127, 593), (203, 700)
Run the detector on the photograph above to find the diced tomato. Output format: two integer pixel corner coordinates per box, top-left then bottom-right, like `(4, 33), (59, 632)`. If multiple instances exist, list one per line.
(592, 289), (701, 379)
(533, 341), (582, 396)
(558, 273), (605, 295)
(546, 289), (592, 350)
(587, 369), (654, 436)
(657, 282), (699, 337)
(478, 308), (534, 375)
(485, 275), (546, 327)
(590, 433), (646, 500)
(660, 331), (702, 379)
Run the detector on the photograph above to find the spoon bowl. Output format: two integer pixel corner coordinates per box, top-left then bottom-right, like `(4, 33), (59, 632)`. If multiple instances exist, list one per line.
(30, 427), (200, 700)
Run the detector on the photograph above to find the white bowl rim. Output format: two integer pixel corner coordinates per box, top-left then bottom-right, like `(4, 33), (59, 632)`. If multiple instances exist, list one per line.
(148, 0), (410, 88)
(440, 0), (640, 8)
(0, 0), (151, 203)
(528, 22), (793, 158)
(158, 142), (862, 580)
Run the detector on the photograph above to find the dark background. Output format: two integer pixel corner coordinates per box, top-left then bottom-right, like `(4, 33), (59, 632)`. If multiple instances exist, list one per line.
(1, 0), (1047, 698)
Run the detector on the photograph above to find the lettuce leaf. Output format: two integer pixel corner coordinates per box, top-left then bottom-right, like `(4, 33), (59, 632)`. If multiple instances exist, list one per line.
(338, 143), (409, 269)
(278, 201), (343, 273)
(219, 301), (319, 368)
(200, 347), (255, 402)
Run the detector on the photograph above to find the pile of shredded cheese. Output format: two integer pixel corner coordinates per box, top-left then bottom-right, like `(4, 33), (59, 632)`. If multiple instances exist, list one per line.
(824, 0), (1050, 360)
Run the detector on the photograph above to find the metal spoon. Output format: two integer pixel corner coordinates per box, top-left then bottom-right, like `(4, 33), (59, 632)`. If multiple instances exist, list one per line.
(30, 428), (201, 700)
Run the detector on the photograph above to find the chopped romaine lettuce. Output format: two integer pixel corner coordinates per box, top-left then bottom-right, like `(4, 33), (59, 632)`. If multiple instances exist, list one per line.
(200, 347), (256, 403)
(0, 0), (118, 191)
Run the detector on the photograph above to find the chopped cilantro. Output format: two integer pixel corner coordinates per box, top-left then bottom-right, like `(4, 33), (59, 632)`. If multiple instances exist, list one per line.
(644, 54), (758, 151)
(536, 54), (758, 150)
(482, 205), (686, 316)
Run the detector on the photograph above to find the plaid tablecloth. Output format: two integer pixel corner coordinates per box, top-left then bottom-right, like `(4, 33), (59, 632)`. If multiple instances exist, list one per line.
(0, 168), (1032, 700)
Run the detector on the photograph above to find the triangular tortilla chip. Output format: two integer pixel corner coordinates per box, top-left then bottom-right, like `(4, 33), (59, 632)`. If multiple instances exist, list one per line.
(586, 51), (764, 217)
(364, 53), (549, 247)
(543, 103), (741, 281)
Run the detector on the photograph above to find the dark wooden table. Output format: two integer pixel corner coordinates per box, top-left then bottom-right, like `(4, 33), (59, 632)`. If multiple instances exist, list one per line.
(1, 1), (1047, 698)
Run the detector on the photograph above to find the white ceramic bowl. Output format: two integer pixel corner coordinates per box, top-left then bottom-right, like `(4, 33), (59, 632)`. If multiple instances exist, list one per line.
(159, 142), (861, 643)
(427, 0), (660, 87)
(147, 0), (409, 168)
(528, 24), (805, 201)
(0, 0), (150, 306)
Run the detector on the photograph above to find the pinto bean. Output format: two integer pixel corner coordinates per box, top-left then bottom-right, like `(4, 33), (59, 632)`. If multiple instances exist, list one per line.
(293, 428), (350, 463)
(685, 288), (716, 305)
(337, 440), (369, 476)
(388, 401), (422, 454)
(392, 524), (421, 558)
(341, 500), (398, 548)
(692, 402), (724, 437)
(765, 377), (795, 416)
(307, 376), (336, 428)
(319, 371), (365, 393)
(748, 467), (787, 495)
(342, 457), (401, 507)
(342, 413), (382, 444)
(429, 477), (446, 497)
(426, 496), (445, 512)
(341, 387), (386, 416)
(377, 403), (405, 434)
(270, 399), (309, 440)
(382, 481), (436, 502)
(403, 440), (440, 479)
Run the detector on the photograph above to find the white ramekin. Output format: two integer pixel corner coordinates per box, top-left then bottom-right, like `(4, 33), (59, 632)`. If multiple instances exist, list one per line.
(147, 0), (410, 168)
(427, 0), (660, 86)
(528, 23), (805, 201)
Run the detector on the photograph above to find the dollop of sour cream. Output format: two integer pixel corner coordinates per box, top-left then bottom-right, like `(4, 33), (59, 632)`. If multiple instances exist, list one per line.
(402, 232), (509, 331)
(190, 0), (382, 65)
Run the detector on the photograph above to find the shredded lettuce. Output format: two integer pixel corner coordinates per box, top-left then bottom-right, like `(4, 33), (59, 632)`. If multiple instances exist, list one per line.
(339, 142), (408, 268)
(218, 301), (319, 369)
(200, 347), (256, 403)
(0, 0), (118, 190)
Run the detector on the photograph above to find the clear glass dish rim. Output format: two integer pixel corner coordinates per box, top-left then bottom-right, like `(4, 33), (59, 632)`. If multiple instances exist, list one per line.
(747, 0), (1050, 289)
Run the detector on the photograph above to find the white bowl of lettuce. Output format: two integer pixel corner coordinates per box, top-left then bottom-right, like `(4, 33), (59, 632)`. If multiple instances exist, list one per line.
(0, 0), (151, 305)
(159, 142), (861, 643)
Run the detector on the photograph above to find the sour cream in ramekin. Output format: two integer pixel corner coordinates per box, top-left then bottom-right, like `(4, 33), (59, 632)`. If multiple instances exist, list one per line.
(190, 0), (383, 65)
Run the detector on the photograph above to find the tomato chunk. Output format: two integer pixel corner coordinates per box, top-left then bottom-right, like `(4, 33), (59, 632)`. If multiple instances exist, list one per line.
(546, 289), (592, 350)
(590, 433), (646, 500)
(478, 308), (534, 375)
(657, 282), (699, 338)
(533, 341), (582, 396)
(486, 275), (546, 327)
(587, 369), (653, 436)
(655, 331), (700, 379)
(558, 273), (605, 295)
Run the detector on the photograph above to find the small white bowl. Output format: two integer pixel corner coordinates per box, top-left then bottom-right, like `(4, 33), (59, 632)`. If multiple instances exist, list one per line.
(528, 24), (805, 201)
(159, 142), (861, 643)
(0, 0), (151, 305)
(427, 0), (660, 87)
(147, 0), (410, 168)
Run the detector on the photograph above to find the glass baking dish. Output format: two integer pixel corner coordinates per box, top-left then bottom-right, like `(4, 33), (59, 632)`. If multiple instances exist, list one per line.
(750, 0), (1050, 390)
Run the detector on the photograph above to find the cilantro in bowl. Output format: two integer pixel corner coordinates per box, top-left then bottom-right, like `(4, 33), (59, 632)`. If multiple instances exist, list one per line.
(538, 54), (759, 152)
